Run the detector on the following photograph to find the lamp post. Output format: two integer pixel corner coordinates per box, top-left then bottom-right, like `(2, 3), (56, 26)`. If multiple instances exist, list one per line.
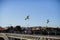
(25, 15), (30, 27)
(46, 19), (49, 35)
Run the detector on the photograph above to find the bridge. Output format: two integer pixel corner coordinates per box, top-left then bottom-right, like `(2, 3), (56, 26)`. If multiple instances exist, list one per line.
(0, 33), (60, 40)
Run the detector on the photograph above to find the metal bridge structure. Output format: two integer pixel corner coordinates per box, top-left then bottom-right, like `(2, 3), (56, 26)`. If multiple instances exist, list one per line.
(0, 33), (60, 40)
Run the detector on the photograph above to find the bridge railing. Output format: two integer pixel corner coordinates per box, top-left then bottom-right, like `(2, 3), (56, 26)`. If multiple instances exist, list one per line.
(0, 33), (60, 40)
(5, 33), (60, 40)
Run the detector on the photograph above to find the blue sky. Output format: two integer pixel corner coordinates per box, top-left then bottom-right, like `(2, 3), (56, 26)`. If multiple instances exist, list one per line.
(0, 0), (60, 27)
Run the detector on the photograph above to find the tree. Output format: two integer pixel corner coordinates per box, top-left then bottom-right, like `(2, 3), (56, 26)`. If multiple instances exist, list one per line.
(15, 25), (22, 32)
(0, 26), (2, 28)
(6, 26), (14, 33)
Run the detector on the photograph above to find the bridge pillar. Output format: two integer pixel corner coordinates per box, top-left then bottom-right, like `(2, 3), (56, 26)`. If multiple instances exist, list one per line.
(39, 37), (44, 40)
(48, 39), (50, 40)
(27, 39), (33, 40)
(45, 38), (52, 40)
(43, 38), (46, 40)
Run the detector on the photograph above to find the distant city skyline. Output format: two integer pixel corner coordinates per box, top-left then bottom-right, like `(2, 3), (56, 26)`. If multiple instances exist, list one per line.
(0, 0), (60, 27)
